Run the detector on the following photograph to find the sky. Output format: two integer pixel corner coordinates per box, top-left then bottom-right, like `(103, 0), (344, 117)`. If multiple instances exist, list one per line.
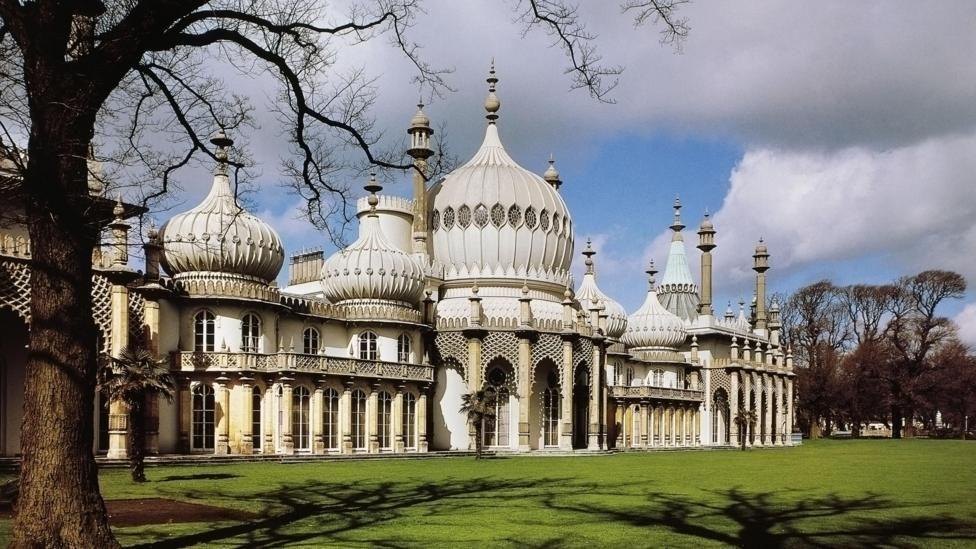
(156, 1), (976, 344)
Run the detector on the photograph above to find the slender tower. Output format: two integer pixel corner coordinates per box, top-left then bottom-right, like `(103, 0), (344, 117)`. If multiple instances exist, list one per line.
(697, 211), (716, 316)
(753, 238), (770, 332)
(407, 101), (433, 255)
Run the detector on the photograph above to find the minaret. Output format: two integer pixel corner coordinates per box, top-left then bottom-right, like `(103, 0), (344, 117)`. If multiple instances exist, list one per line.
(697, 210), (716, 316)
(407, 101), (433, 255)
(544, 154), (562, 190)
(753, 238), (770, 332)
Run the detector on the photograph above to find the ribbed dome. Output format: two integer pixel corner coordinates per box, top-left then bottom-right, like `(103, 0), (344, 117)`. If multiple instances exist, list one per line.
(321, 210), (426, 305)
(160, 146), (284, 282)
(575, 241), (627, 338)
(621, 272), (687, 350)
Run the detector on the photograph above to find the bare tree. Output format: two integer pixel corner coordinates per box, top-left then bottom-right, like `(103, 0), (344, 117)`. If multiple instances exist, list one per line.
(0, 1), (688, 546)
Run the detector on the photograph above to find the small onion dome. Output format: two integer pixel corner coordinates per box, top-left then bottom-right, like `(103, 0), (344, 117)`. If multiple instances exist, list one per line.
(543, 155), (561, 189)
(160, 132), (284, 282)
(755, 237), (768, 254)
(621, 262), (687, 350)
(700, 211), (714, 231)
(321, 189), (426, 305)
(410, 102), (430, 129)
(576, 239), (627, 338)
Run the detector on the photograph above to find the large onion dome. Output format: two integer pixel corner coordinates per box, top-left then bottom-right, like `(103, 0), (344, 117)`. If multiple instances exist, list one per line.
(428, 64), (573, 285)
(160, 132), (284, 283)
(321, 181), (426, 305)
(621, 261), (688, 350)
(575, 239), (627, 338)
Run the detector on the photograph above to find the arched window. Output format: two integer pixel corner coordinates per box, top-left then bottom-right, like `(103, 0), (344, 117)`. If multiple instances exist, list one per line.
(484, 364), (511, 448)
(397, 333), (411, 363)
(378, 391), (393, 450)
(625, 367), (634, 386)
(252, 386), (263, 452)
(402, 392), (417, 449)
(543, 372), (560, 447)
(358, 331), (378, 360)
(191, 384), (215, 451)
(241, 313), (261, 353)
(303, 327), (320, 355)
(194, 310), (215, 352)
(292, 386), (311, 451)
(323, 387), (339, 450)
(351, 389), (367, 450)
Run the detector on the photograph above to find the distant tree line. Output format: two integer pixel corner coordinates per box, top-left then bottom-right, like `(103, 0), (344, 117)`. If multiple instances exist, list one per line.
(779, 270), (975, 439)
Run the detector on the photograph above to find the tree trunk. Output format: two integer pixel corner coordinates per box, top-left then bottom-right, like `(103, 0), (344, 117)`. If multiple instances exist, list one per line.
(128, 399), (147, 483)
(808, 416), (822, 439)
(10, 120), (118, 547)
(474, 421), (483, 459)
(891, 404), (903, 439)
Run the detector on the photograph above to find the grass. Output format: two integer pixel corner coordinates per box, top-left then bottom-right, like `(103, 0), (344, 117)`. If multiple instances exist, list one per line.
(3, 439), (976, 547)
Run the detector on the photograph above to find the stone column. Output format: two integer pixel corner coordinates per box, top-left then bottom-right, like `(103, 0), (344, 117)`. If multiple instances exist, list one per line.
(648, 404), (656, 447)
(786, 377), (795, 444)
(669, 407), (676, 446)
(614, 400), (624, 448)
(214, 376), (230, 454)
(763, 374), (773, 445)
(143, 298), (161, 454)
(729, 370), (739, 447)
(239, 375), (254, 454)
(393, 385), (405, 453)
(418, 384), (430, 452)
(263, 383), (275, 454)
(639, 402), (649, 447)
(465, 331), (483, 450)
(280, 378), (294, 455)
(177, 377), (191, 453)
(107, 283), (130, 459)
(694, 407), (701, 446)
(312, 381), (325, 454)
(743, 372), (753, 447)
(518, 333), (533, 451)
(560, 336), (574, 450)
(773, 376), (783, 446)
(368, 383), (380, 453)
(589, 338), (603, 450)
(341, 380), (353, 454)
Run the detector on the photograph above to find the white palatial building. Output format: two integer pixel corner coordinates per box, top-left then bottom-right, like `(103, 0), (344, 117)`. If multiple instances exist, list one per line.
(0, 67), (795, 458)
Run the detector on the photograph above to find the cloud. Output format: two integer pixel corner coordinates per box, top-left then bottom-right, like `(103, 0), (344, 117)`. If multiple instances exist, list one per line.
(955, 302), (976, 348)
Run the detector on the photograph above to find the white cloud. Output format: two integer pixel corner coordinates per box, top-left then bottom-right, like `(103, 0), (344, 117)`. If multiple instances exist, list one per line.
(955, 302), (976, 348)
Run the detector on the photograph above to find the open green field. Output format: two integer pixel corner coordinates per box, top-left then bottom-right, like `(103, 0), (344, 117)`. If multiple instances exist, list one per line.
(3, 439), (976, 547)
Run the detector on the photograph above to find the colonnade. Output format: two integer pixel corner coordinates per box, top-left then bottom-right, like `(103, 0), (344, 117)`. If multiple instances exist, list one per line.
(615, 401), (701, 449)
(728, 369), (793, 446)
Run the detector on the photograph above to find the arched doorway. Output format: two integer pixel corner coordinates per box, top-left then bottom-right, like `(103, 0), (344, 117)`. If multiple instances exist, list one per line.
(484, 358), (515, 449)
(530, 359), (560, 450)
(572, 363), (589, 449)
(712, 388), (729, 445)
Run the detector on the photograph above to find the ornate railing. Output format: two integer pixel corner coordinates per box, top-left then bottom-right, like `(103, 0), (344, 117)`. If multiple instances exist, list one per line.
(171, 351), (435, 382)
(609, 385), (704, 402)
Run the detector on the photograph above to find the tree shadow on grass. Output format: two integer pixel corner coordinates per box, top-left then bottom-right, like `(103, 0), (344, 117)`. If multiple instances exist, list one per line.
(159, 473), (241, 482)
(545, 487), (976, 548)
(130, 475), (592, 548)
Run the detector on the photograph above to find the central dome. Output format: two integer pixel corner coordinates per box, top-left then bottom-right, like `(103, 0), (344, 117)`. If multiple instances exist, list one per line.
(428, 67), (573, 285)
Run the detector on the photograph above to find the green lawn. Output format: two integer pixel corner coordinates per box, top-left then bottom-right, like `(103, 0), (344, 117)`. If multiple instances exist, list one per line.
(4, 440), (976, 547)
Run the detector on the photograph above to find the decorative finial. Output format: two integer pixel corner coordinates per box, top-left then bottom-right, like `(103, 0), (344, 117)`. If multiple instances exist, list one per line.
(670, 194), (685, 233)
(582, 237), (595, 273)
(364, 173), (381, 213)
(112, 193), (124, 218)
(646, 259), (658, 289)
(544, 154), (561, 189)
(485, 60), (500, 123)
(521, 282), (530, 296)
(211, 129), (233, 175)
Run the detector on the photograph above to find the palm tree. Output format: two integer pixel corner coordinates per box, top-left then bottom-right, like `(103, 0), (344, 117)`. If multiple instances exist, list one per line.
(733, 409), (758, 451)
(98, 346), (177, 482)
(459, 388), (498, 459)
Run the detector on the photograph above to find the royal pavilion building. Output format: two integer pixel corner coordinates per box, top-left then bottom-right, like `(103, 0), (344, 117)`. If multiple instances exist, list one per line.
(0, 66), (795, 459)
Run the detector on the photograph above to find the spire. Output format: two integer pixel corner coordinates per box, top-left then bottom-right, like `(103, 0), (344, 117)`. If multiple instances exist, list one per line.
(670, 195), (685, 240)
(211, 129), (233, 176)
(646, 259), (658, 291)
(582, 237), (596, 274)
(485, 59), (500, 124)
(364, 173), (381, 216)
(544, 154), (562, 190)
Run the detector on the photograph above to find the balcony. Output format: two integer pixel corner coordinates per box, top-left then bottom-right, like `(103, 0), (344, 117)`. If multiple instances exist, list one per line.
(609, 385), (704, 402)
(171, 351), (435, 383)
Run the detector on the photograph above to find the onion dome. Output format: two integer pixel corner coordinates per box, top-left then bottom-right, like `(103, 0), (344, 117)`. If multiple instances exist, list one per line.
(543, 155), (562, 190)
(621, 260), (687, 350)
(428, 63), (573, 285)
(575, 239), (627, 338)
(160, 131), (284, 282)
(658, 196), (700, 321)
(321, 177), (426, 305)
(410, 102), (430, 128)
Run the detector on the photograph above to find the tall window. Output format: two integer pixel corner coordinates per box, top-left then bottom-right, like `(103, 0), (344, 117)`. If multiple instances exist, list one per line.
(352, 389), (367, 450)
(241, 313), (261, 353)
(402, 392), (417, 449)
(397, 333), (411, 363)
(323, 388), (339, 450)
(275, 385), (284, 452)
(653, 369), (664, 387)
(624, 367), (634, 386)
(543, 375), (560, 447)
(252, 386), (262, 452)
(378, 391), (393, 450)
(303, 327), (320, 355)
(358, 331), (378, 360)
(292, 386), (311, 451)
(484, 366), (511, 448)
(191, 384), (215, 450)
(194, 310), (215, 352)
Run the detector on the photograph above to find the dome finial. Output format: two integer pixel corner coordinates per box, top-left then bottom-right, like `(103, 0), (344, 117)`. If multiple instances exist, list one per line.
(543, 154), (561, 189)
(485, 59), (500, 123)
(670, 194), (685, 234)
(364, 173), (382, 214)
(646, 259), (658, 290)
(582, 237), (595, 274)
(211, 129), (233, 175)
